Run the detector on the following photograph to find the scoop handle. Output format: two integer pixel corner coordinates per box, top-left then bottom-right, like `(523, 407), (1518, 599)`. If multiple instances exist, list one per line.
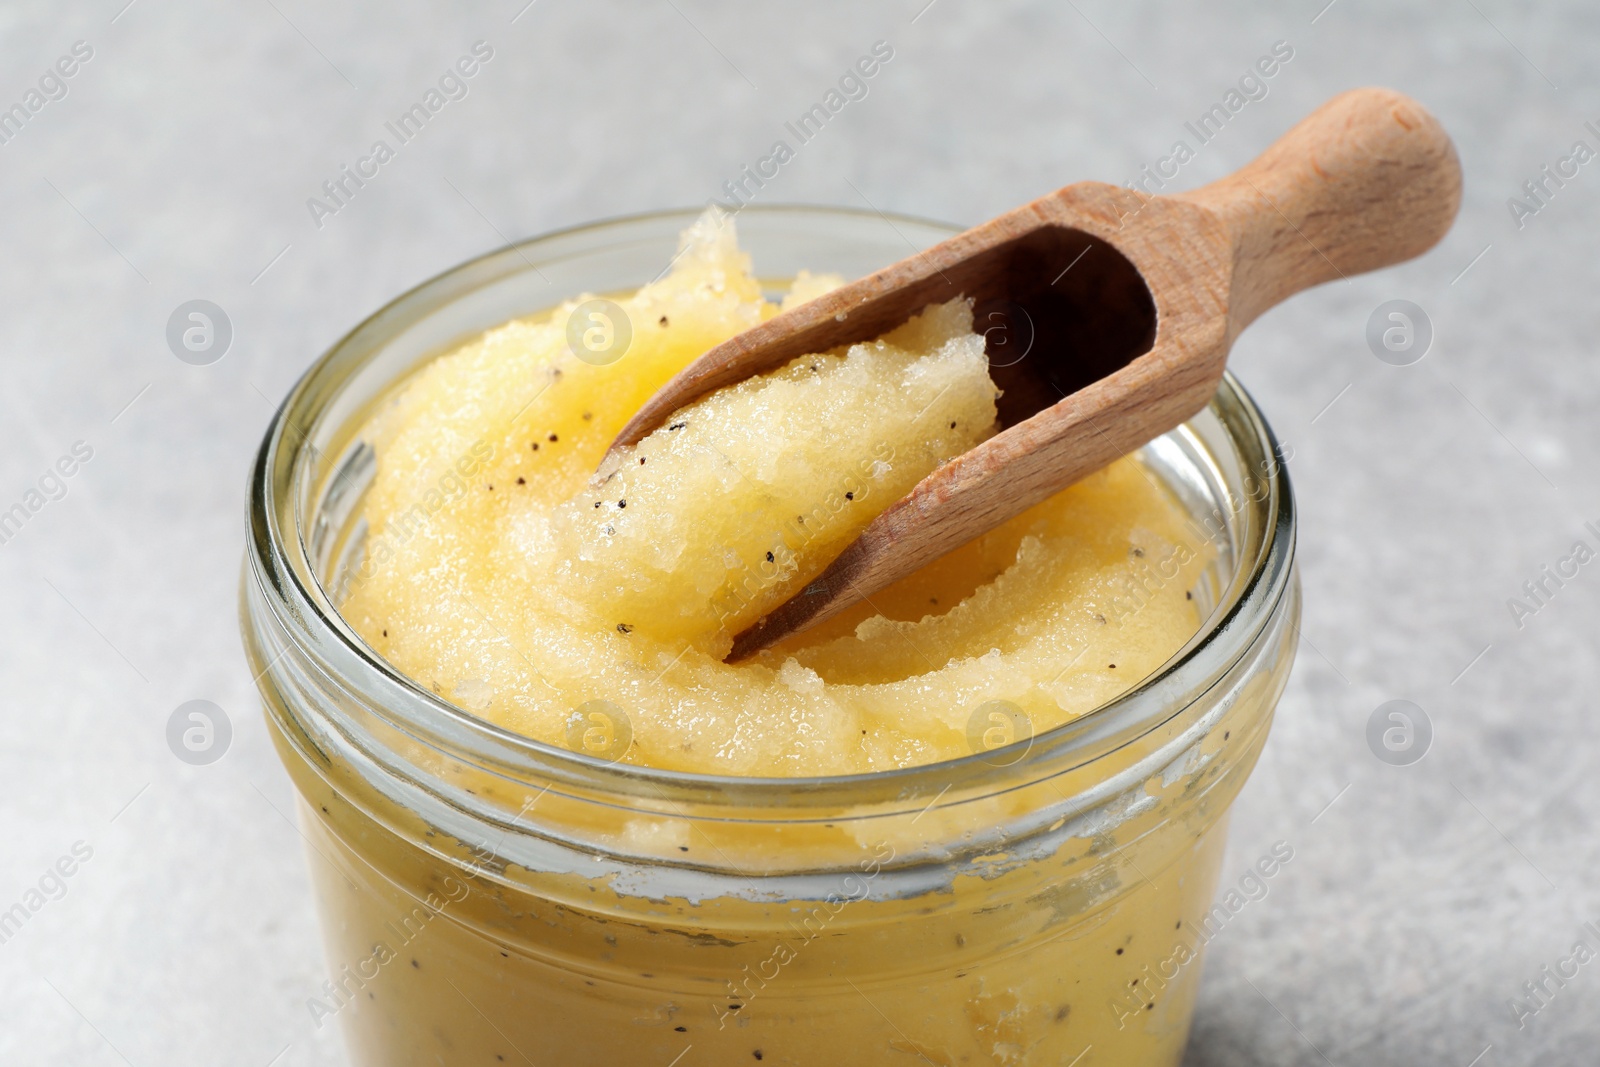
(1177, 87), (1461, 336)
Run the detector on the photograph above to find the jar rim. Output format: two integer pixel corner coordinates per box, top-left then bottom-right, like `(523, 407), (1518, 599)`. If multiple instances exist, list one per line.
(244, 204), (1297, 813)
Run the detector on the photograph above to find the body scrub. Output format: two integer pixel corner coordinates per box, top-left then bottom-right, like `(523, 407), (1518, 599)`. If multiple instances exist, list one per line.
(243, 207), (1299, 1067)
(341, 212), (1209, 776)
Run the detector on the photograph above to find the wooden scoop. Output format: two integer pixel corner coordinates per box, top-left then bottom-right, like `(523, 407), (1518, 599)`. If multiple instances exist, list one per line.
(606, 87), (1461, 661)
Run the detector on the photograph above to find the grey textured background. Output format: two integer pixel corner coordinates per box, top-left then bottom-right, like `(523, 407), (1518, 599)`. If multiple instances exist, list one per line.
(0, 1), (1594, 1064)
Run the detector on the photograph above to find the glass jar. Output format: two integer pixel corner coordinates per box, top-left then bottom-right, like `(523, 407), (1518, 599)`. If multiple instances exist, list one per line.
(241, 207), (1299, 1066)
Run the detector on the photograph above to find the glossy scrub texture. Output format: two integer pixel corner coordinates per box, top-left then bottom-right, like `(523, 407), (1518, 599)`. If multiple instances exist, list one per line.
(341, 213), (1209, 776)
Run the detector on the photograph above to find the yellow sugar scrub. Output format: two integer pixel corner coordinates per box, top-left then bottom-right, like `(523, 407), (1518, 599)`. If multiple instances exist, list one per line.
(340, 212), (1210, 777)
(243, 207), (1300, 1067)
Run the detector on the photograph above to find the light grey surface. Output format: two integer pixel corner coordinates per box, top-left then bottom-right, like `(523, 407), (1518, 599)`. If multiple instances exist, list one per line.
(0, 1), (1594, 1064)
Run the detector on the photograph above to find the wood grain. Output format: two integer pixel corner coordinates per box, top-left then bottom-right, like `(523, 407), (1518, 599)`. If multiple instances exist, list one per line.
(605, 88), (1462, 661)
